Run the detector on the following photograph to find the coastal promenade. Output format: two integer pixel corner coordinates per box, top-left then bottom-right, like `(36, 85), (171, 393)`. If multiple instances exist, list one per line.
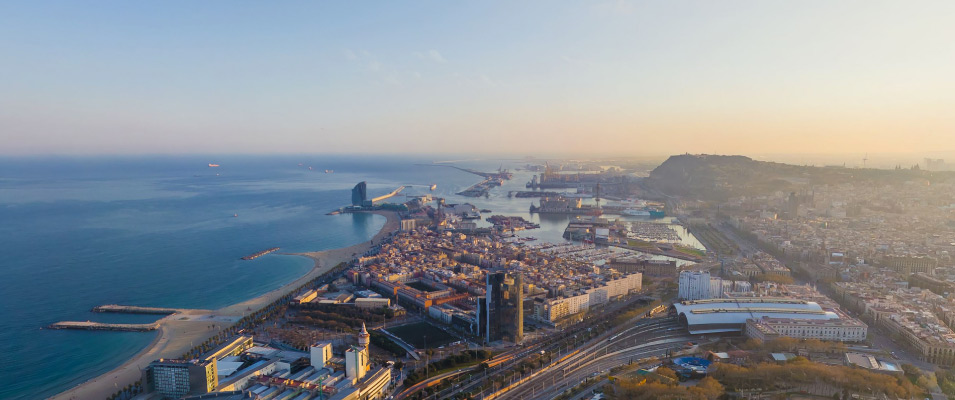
(51, 210), (399, 400)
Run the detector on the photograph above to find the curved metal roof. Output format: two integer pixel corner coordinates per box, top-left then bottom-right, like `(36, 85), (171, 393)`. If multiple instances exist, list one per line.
(673, 298), (839, 333)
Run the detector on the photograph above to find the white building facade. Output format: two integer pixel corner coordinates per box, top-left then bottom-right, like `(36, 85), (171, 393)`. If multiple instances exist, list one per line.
(679, 271), (712, 300)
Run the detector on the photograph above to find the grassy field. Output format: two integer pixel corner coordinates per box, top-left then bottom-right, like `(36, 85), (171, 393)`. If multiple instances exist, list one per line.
(673, 244), (706, 258)
(627, 239), (657, 249)
(387, 321), (458, 348)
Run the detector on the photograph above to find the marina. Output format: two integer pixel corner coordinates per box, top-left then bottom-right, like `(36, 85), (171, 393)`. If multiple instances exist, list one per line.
(625, 221), (682, 243)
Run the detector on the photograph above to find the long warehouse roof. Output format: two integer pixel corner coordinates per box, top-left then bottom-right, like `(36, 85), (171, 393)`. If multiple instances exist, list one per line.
(672, 298), (839, 334)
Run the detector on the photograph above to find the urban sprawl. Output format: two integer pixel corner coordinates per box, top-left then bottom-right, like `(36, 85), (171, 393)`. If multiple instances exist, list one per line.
(61, 156), (955, 400)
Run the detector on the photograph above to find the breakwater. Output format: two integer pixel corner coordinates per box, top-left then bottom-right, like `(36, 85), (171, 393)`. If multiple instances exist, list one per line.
(49, 321), (160, 332)
(92, 305), (180, 315)
(241, 247), (280, 260)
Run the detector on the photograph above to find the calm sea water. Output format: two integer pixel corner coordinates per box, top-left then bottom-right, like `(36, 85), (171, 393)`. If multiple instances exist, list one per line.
(0, 155), (698, 399)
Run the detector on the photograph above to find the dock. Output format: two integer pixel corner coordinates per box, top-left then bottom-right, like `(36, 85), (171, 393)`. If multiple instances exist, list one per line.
(49, 321), (160, 332)
(92, 304), (180, 315)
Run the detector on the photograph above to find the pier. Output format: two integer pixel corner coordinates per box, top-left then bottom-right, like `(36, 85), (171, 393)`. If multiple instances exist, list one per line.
(49, 321), (160, 332)
(418, 164), (512, 197)
(457, 177), (499, 197)
(418, 164), (512, 180)
(92, 304), (181, 315)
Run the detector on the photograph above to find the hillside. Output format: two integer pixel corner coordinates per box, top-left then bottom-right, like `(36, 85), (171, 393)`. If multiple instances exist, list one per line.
(645, 154), (955, 200)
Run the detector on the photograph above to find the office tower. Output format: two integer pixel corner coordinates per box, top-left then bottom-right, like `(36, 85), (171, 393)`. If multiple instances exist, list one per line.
(485, 271), (523, 343)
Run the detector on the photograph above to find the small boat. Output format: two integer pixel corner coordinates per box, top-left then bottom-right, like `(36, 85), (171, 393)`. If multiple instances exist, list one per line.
(208, 163), (220, 167)
(430, 184), (437, 190)
(325, 169), (334, 174)
(233, 213), (238, 218)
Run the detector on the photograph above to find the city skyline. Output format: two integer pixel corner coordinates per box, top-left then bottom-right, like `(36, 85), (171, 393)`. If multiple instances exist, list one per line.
(2, 1), (954, 156)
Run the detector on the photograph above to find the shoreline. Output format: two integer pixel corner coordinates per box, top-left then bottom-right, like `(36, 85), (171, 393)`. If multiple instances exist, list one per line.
(50, 210), (400, 400)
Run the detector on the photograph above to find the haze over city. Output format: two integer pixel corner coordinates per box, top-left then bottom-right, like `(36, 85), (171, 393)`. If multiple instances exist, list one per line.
(2, 1), (954, 156)
(7, 2), (955, 400)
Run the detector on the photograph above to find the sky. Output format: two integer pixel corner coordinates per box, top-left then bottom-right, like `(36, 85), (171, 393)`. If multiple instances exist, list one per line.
(1, 1), (954, 156)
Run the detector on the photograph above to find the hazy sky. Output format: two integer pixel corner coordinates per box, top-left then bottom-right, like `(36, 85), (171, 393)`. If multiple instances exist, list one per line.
(1, 1), (953, 156)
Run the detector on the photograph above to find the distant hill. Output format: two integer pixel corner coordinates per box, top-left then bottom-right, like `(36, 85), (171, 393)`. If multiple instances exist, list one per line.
(646, 154), (955, 200)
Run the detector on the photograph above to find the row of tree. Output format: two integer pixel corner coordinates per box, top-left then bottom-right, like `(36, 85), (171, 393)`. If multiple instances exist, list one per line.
(710, 357), (918, 398)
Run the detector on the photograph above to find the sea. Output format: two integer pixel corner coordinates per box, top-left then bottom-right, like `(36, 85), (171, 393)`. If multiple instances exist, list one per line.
(0, 155), (700, 399)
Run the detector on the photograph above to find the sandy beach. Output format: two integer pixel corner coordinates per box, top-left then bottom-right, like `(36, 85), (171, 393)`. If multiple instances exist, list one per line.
(51, 210), (399, 400)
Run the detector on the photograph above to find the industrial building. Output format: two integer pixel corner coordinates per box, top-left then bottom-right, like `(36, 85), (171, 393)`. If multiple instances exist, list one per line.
(672, 298), (840, 334)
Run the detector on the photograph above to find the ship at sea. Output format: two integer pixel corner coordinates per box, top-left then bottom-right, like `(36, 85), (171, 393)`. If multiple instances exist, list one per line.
(430, 184), (437, 191)
(325, 169), (334, 173)
(208, 163), (220, 167)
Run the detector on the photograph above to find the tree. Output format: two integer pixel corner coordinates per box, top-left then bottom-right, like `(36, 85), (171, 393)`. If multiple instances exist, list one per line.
(653, 367), (678, 383)
(693, 376), (724, 400)
(901, 363), (921, 382)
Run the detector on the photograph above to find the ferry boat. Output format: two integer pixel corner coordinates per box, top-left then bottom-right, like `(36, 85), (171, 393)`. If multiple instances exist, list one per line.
(622, 207), (665, 218)
(622, 208), (651, 217)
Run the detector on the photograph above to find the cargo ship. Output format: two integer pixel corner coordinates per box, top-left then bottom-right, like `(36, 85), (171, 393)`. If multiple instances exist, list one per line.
(241, 247), (280, 260)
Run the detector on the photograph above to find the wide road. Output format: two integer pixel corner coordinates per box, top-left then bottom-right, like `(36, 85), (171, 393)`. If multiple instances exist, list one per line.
(500, 317), (694, 400)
